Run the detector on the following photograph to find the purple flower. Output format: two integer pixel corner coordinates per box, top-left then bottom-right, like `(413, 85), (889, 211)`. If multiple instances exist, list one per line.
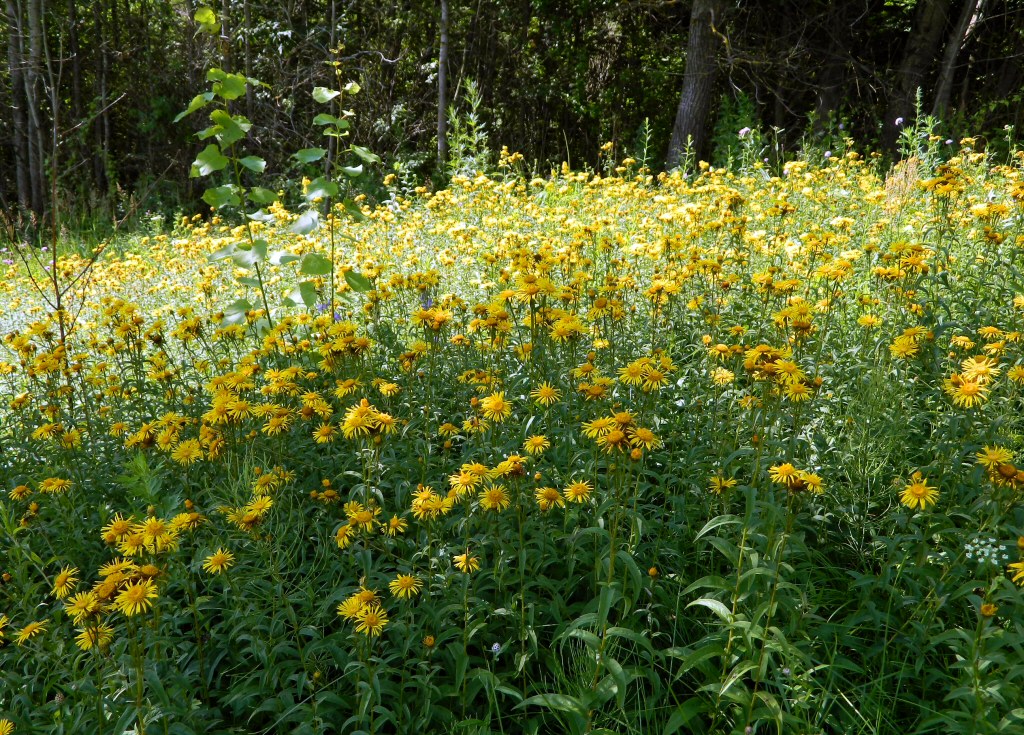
(738, 127), (752, 138)
(895, 117), (904, 127)
(824, 151), (832, 158)
(2, 259), (12, 266)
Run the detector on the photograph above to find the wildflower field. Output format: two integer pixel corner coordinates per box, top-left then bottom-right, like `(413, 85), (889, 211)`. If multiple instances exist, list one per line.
(5, 139), (1024, 735)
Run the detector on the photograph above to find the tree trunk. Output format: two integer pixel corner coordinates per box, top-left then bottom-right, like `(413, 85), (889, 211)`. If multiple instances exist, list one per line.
(221, 0), (231, 72)
(67, 0), (82, 121)
(438, 0), (450, 166)
(92, 0), (110, 194)
(932, 0), (985, 117)
(6, 0), (31, 209)
(243, 0), (252, 119)
(24, 0), (46, 215)
(666, 0), (723, 168)
(812, 4), (850, 135)
(884, 0), (951, 149)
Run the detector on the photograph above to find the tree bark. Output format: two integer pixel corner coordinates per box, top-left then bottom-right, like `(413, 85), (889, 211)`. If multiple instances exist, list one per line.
(6, 0), (31, 209)
(666, 0), (724, 168)
(884, 0), (951, 149)
(438, 0), (450, 166)
(24, 0), (46, 215)
(932, 0), (985, 117)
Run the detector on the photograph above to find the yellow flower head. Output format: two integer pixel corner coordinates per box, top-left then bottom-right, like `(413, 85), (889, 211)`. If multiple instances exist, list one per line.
(900, 471), (938, 511)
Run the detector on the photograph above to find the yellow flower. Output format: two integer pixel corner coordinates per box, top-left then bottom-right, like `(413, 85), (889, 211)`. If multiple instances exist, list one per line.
(51, 565), (79, 600)
(16, 620), (47, 645)
(454, 550), (480, 573)
(170, 439), (203, 465)
(479, 391), (513, 422)
(479, 484), (511, 512)
(530, 382), (561, 406)
(535, 486), (565, 511)
(1009, 561), (1024, 586)
(769, 463), (800, 487)
(65, 591), (100, 623)
(977, 446), (1013, 470)
(708, 474), (737, 494)
(563, 479), (593, 504)
(355, 604), (388, 636)
(75, 623), (114, 651)
(0, 719), (12, 735)
(383, 515), (408, 537)
(523, 435), (550, 455)
(388, 574), (422, 599)
(900, 472), (938, 511)
(335, 523), (354, 549)
(115, 579), (158, 616)
(202, 548), (235, 574)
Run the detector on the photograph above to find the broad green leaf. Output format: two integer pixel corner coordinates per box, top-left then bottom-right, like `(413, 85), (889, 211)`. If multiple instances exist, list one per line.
(239, 156), (266, 173)
(207, 242), (236, 261)
(312, 87), (340, 103)
(343, 269), (372, 293)
(202, 185), (240, 209)
(221, 298), (252, 326)
(313, 113), (349, 129)
(340, 164), (363, 178)
(209, 109), (250, 146)
(283, 280), (319, 308)
(236, 275), (261, 288)
(249, 187), (278, 204)
(343, 81), (361, 95)
(305, 177), (339, 202)
(299, 253), (333, 276)
(174, 92), (214, 123)
(194, 6), (220, 34)
(350, 145), (380, 164)
(191, 144), (228, 177)
(211, 72), (247, 101)
(232, 239), (267, 268)
(293, 148), (327, 163)
(341, 198), (366, 221)
(290, 210), (319, 235)
(269, 250), (300, 266)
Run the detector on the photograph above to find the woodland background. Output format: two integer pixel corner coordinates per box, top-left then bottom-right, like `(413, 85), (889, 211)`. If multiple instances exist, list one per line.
(2, 0), (1023, 230)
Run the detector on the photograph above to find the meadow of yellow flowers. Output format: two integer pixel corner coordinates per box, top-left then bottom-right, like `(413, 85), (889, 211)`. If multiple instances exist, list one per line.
(2, 140), (1024, 734)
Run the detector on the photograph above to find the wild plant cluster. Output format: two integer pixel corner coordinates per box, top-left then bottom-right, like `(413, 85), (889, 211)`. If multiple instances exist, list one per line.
(3, 137), (1024, 735)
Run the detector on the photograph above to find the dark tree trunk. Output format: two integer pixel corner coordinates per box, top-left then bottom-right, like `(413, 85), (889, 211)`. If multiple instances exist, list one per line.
(932, 0), (985, 117)
(25, 0), (46, 215)
(67, 0), (82, 120)
(813, 4), (850, 134)
(437, 0), (449, 166)
(92, 0), (110, 194)
(6, 0), (31, 208)
(666, 0), (723, 168)
(884, 0), (951, 149)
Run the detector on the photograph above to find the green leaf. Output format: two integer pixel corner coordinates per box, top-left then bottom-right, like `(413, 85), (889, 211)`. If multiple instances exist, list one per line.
(340, 164), (363, 178)
(249, 187), (278, 205)
(236, 276), (261, 288)
(210, 71), (247, 100)
(207, 242), (236, 261)
(174, 92), (215, 123)
(312, 87), (340, 104)
(239, 156), (266, 173)
(209, 109), (250, 146)
(313, 113), (349, 129)
(283, 280), (319, 308)
(341, 198), (366, 222)
(202, 185), (240, 209)
(293, 148), (327, 163)
(299, 253), (333, 276)
(231, 239), (267, 268)
(343, 81), (361, 95)
(222, 298), (252, 326)
(663, 699), (707, 735)
(191, 144), (229, 177)
(194, 6), (220, 34)
(305, 177), (339, 202)
(290, 210), (319, 235)
(343, 270), (372, 293)
(350, 145), (380, 164)
(517, 693), (587, 718)
(686, 597), (733, 622)
(269, 251), (300, 266)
